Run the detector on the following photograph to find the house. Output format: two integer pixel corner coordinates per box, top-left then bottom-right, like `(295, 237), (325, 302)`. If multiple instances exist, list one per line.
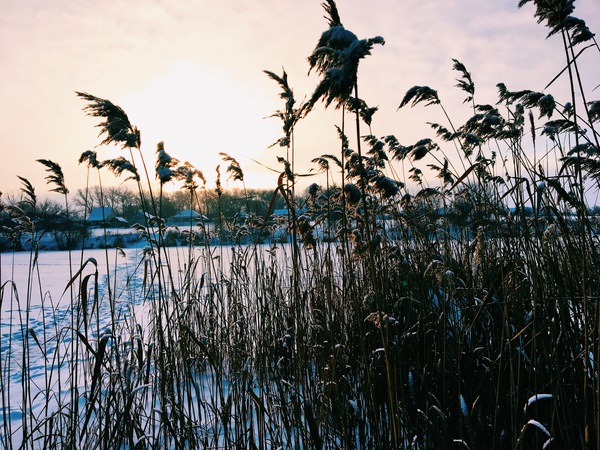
(110, 216), (130, 228)
(130, 210), (158, 227)
(169, 209), (208, 226)
(86, 207), (128, 228)
(86, 207), (116, 225)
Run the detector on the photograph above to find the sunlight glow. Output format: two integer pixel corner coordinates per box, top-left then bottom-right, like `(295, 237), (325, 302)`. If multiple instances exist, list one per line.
(120, 62), (280, 190)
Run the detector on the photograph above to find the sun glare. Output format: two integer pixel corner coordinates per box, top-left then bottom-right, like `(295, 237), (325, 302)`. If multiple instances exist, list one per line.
(120, 62), (279, 190)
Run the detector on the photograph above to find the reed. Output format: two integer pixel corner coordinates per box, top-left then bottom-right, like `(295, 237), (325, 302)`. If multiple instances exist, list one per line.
(1, 0), (599, 448)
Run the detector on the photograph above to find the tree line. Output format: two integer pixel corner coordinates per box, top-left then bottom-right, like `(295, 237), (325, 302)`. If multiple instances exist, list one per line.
(0, 184), (290, 250)
(71, 185), (288, 223)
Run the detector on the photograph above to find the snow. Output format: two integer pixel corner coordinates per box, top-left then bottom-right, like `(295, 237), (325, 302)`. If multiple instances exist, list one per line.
(524, 393), (553, 413)
(523, 419), (551, 437)
(0, 249), (160, 428)
(0, 244), (247, 447)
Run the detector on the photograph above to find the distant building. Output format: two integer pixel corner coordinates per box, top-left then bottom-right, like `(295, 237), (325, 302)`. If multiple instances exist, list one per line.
(86, 207), (115, 224)
(86, 207), (128, 228)
(130, 210), (158, 227)
(169, 209), (208, 226)
(110, 217), (130, 228)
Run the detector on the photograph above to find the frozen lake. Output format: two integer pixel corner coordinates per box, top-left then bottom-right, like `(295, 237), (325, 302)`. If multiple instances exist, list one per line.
(1, 248), (149, 334)
(0, 244), (247, 445)
(2, 241), (343, 447)
(0, 244), (237, 310)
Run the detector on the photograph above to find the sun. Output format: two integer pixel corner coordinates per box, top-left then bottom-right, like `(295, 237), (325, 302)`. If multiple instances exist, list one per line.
(119, 61), (280, 190)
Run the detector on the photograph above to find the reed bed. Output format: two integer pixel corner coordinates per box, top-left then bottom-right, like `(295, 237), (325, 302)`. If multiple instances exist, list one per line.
(1, 0), (600, 448)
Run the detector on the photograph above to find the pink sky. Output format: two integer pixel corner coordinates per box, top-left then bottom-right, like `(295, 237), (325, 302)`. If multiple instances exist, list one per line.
(1, 0), (598, 199)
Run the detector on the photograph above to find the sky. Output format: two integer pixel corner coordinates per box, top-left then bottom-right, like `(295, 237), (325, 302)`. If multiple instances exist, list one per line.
(1, 0), (599, 201)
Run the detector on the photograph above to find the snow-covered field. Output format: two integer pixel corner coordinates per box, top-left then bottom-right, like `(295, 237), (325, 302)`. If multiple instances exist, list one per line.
(0, 241), (300, 448)
(0, 245), (237, 446)
(0, 248), (143, 439)
(1, 247), (144, 317)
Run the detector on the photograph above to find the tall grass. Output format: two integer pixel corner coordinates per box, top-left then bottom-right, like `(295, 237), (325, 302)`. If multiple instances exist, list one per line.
(1, 0), (599, 448)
